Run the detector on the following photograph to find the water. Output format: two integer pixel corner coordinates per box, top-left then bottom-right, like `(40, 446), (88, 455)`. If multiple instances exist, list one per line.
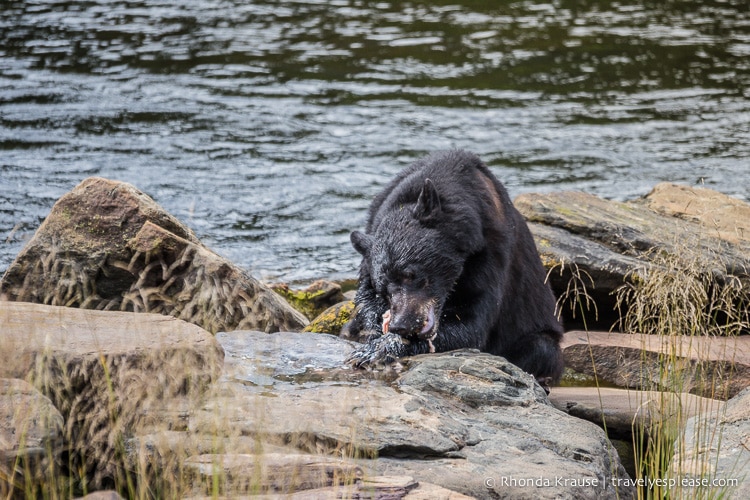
(2, 0), (749, 284)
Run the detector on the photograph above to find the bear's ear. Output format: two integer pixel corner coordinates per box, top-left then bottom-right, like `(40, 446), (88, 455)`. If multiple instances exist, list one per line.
(350, 230), (373, 256)
(414, 178), (441, 222)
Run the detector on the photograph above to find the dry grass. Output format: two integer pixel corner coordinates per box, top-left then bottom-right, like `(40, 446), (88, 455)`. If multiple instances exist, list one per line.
(552, 241), (750, 500)
(2, 252), (236, 498)
(615, 247), (748, 500)
(0, 246), (365, 499)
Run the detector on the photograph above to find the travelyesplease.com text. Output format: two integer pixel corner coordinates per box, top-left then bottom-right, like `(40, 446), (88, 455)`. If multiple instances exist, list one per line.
(484, 475), (740, 491)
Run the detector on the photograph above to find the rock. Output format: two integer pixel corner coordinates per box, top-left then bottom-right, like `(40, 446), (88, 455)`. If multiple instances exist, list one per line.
(0, 301), (224, 488)
(303, 300), (355, 335)
(0, 378), (64, 458)
(0, 176), (308, 333)
(641, 183), (750, 246)
(183, 452), (364, 495)
(528, 222), (647, 329)
(516, 187), (750, 268)
(548, 387), (724, 439)
(271, 280), (345, 320)
(515, 185), (750, 331)
(185, 475), (473, 499)
(75, 492), (126, 500)
(562, 330), (750, 399)
(0, 378), (64, 497)
(672, 387), (750, 499)
(181, 331), (634, 499)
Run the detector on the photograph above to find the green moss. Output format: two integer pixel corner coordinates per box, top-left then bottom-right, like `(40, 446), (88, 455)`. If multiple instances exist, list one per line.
(303, 301), (355, 335)
(273, 286), (331, 320)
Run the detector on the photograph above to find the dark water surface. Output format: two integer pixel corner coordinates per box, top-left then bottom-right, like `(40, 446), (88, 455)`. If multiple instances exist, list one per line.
(2, 0), (749, 283)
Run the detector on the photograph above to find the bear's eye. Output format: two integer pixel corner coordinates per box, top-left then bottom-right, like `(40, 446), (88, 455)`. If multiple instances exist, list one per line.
(402, 270), (416, 283)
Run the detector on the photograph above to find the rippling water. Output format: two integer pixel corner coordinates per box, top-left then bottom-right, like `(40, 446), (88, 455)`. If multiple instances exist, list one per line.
(2, 0), (749, 283)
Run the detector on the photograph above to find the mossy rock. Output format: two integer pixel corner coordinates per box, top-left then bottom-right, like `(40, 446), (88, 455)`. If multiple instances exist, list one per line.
(303, 301), (356, 335)
(272, 280), (345, 320)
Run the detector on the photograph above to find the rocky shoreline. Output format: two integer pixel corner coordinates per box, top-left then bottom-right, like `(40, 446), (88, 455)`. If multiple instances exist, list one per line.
(2, 177), (750, 498)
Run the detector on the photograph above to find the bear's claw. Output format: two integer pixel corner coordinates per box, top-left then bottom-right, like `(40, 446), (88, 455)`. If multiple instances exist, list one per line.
(345, 333), (407, 369)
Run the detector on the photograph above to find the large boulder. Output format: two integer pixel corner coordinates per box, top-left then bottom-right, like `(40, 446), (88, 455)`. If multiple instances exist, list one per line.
(0, 301), (225, 489)
(178, 331), (634, 499)
(1, 301), (635, 498)
(0, 177), (308, 333)
(515, 183), (750, 331)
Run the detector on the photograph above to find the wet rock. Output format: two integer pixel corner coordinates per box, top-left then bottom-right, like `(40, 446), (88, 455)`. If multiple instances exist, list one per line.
(515, 185), (750, 330)
(303, 300), (355, 335)
(0, 176), (308, 333)
(397, 348), (549, 406)
(672, 387), (750, 499)
(0, 300), (224, 488)
(562, 330), (750, 399)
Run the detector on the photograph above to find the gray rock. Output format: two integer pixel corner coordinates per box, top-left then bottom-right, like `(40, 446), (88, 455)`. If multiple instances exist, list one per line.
(515, 185), (750, 331)
(516, 187), (750, 268)
(548, 387), (724, 440)
(184, 331), (635, 499)
(74, 492), (126, 500)
(672, 387), (750, 499)
(0, 176), (308, 333)
(562, 330), (750, 399)
(183, 452), (364, 495)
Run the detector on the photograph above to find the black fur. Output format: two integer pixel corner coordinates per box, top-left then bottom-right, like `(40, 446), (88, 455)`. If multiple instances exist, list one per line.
(344, 150), (564, 384)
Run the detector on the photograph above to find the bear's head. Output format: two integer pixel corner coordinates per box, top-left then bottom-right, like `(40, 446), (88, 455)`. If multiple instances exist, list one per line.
(351, 178), (480, 342)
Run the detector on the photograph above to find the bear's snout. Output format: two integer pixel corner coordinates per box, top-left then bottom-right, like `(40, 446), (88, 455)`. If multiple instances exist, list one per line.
(386, 301), (436, 340)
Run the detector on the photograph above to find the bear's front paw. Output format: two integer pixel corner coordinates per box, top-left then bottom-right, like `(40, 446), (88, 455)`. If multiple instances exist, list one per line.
(345, 333), (407, 369)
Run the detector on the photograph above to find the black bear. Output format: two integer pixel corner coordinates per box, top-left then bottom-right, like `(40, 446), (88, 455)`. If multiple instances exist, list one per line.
(344, 150), (564, 387)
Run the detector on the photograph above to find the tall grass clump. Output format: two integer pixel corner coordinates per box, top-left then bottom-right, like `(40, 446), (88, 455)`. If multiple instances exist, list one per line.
(615, 245), (750, 500)
(1, 249), (228, 499)
(1, 247), (367, 499)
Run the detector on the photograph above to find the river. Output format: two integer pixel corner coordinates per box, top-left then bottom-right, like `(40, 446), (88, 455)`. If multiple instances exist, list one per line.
(1, 0), (749, 283)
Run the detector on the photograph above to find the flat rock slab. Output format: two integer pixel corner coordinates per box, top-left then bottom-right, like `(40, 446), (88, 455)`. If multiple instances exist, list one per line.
(182, 331), (634, 499)
(641, 183), (750, 246)
(0, 300), (224, 488)
(0, 301), (223, 384)
(562, 330), (750, 399)
(184, 475), (473, 499)
(516, 185), (750, 269)
(549, 387), (724, 439)
(562, 330), (750, 365)
(184, 452), (364, 495)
